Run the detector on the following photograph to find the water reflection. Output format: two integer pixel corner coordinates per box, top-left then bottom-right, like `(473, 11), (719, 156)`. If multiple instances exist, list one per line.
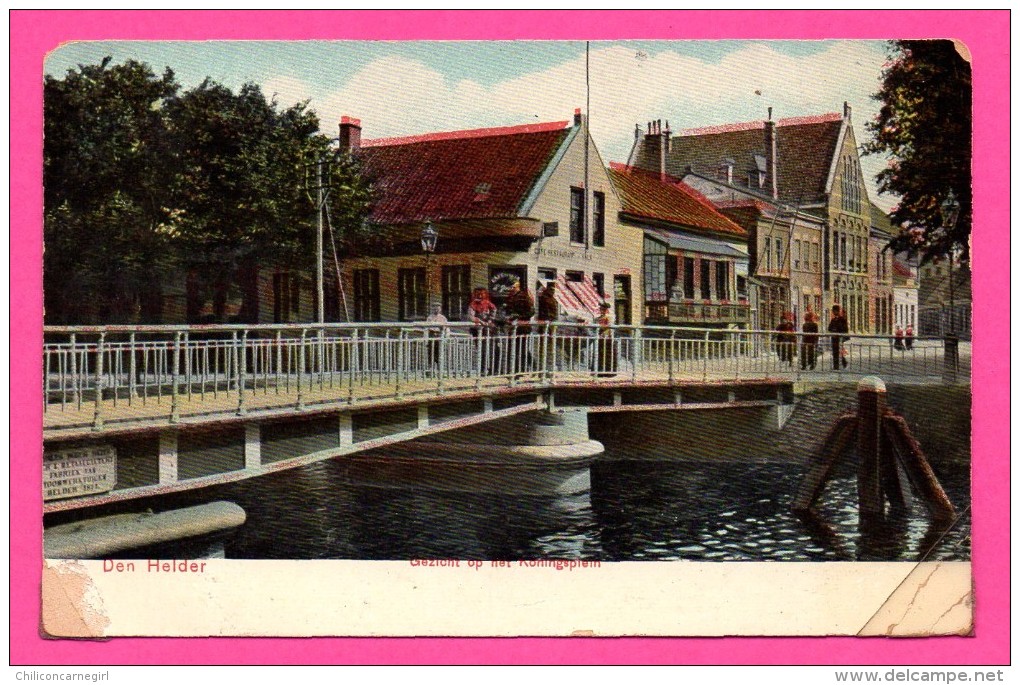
(46, 440), (969, 563)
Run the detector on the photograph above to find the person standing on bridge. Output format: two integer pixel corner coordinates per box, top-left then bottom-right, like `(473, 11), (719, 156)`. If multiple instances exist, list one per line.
(775, 312), (796, 366)
(425, 303), (448, 375)
(893, 325), (905, 351)
(828, 305), (849, 370)
(595, 302), (617, 376)
(537, 282), (560, 372)
(905, 324), (915, 351)
(466, 288), (496, 375)
(800, 311), (819, 370)
(506, 279), (535, 375)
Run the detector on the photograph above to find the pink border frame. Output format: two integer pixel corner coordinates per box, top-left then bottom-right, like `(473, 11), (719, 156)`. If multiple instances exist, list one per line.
(11, 10), (1008, 665)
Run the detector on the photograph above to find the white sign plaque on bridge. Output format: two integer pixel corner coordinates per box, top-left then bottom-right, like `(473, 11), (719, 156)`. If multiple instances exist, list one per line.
(43, 446), (116, 501)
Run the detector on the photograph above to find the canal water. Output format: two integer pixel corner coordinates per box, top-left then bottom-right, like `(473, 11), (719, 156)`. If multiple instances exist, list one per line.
(47, 386), (971, 563)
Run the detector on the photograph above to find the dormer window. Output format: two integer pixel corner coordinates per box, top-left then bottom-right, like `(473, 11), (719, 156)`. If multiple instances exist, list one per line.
(718, 158), (735, 185)
(753, 154), (767, 189)
(473, 182), (492, 202)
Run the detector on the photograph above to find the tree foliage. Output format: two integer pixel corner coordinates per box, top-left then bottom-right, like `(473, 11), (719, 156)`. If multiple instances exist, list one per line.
(44, 58), (375, 325)
(44, 58), (179, 323)
(863, 40), (972, 264)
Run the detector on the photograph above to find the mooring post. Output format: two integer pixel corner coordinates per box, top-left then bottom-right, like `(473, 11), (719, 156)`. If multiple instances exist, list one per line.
(857, 376), (886, 522)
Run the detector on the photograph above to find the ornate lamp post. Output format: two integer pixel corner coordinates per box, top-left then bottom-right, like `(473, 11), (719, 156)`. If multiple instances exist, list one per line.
(420, 221), (438, 317)
(940, 190), (961, 335)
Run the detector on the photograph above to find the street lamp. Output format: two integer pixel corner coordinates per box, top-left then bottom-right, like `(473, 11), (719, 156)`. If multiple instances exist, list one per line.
(420, 221), (438, 317)
(940, 190), (961, 335)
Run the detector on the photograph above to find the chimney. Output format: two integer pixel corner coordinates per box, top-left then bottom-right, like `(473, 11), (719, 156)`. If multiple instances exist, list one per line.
(574, 107), (583, 126)
(339, 115), (362, 153)
(659, 119), (672, 182)
(764, 108), (778, 199)
(843, 101), (852, 119)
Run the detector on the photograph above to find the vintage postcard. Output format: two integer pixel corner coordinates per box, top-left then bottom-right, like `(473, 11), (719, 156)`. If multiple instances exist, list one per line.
(12, 10), (1008, 665)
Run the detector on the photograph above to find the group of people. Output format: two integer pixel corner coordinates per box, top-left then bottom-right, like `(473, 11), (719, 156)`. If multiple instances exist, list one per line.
(774, 304), (852, 371)
(465, 279), (615, 376)
(893, 324), (915, 351)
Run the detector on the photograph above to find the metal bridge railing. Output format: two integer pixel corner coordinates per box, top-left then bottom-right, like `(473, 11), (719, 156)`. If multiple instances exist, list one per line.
(43, 322), (969, 429)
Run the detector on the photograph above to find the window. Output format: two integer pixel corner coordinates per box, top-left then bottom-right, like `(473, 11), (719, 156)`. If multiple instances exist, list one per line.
(775, 238), (783, 273)
(542, 221), (559, 237)
(537, 268), (557, 283)
(716, 261), (729, 301)
(397, 268), (426, 321)
(794, 240), (802, 269)
(441, 265), (471, 321)
(683, 257), (695, 299)
(565, 270), (584, 282)
(592, 192), (605, 247)
(592, 272), (606, 299)
(840, 234), (848, 270)
(273, 272), (292, 323)
(290, 276), (301, 318)
(700, 259), (712, 300)
(812, 242), (820, 270)
(763, 237), (772, 272)
(613, 275), (632, 325)
(569, 187), (585, 243)
(353, 269), (380, 322)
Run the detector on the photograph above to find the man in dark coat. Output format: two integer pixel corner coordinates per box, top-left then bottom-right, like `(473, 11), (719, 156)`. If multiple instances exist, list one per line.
(828, 304), (849, 370)
(505, 280), (535, 373)
(801, 311), (819, 370)
(775, 312), (796, 366)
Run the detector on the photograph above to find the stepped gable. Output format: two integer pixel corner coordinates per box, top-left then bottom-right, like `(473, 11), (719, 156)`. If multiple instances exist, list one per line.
(358, 121), (571, 226)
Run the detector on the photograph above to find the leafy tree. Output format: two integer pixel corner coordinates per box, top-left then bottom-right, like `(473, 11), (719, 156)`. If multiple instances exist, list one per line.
(44, 59), (376, 325)
(44, 57), (179, 323)
(163, 81), (376, 322)
(863, 40), (972, 264)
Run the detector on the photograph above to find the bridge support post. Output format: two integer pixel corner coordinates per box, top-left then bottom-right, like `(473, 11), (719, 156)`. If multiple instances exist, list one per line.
(339, 412), (353, 447)
(244, 423), (261, 470)
(159, 429), (179, 485)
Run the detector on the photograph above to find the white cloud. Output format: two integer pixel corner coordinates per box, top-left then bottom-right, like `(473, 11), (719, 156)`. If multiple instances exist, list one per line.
(265, 41), (896, 209)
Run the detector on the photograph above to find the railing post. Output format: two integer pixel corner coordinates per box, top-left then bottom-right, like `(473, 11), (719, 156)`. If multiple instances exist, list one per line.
(92, 332), (106, 430)
(702, 331), (710, 382)
(128, 332), (137, 401)
(631, 327), (641, 383)
(237, 329), (248, 416)
(275, 330), (283, 394)
(69, 333), (79, 408)
(667, 330), (676, 384)
(437, 327), (447, 394)
(347, 329), (357, 405)
(508, 323), (518, 386)
(733, 331), (741, 380)
(297, 328), (307, 409)
(395, 330), (404, 399)
(170, 331), (181, 424)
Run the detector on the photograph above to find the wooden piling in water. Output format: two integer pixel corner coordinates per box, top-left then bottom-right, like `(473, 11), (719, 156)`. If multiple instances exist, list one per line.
(792, 413), (856, 512)
(883, 413), (957, 524)
(856, 377), (886, 522)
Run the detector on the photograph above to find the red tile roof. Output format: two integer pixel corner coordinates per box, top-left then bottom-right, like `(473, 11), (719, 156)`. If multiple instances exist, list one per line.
(666, 114), (844, 203)
(608, 163), (747, 238)
(357, 121), (571, 226)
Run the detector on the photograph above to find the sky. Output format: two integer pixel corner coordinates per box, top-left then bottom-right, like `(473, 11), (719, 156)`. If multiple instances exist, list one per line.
(46, 39), (896, 210)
